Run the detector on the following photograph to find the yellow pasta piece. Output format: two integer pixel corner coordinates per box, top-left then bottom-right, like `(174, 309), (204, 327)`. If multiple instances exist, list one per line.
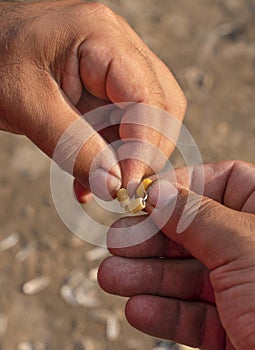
(117, 182), (152, 214)
(117, 188), (130, 212)
(128, 198), (146, 214)
(136, 178), (153, 198)
(117, 188), (129, 202)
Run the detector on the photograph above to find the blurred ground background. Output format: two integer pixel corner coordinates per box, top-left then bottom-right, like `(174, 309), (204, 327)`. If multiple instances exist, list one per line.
(0, 0), (255, 349)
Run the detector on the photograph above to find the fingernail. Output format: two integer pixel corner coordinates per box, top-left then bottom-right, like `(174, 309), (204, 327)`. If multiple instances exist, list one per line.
(148, 180), (178, 210)
(89, 168), (122, 201)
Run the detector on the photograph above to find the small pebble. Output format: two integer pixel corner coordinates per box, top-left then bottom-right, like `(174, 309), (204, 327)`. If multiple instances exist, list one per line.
(0, 232), (20, 252)
(60, 269), (99, 307)
(17, 342), (46, 350)
(69, 236), (86, 248)
(75, 290), (99, 308)
(0, 314), (8, 338)
(127, 339), (145, 349)
(22, 276), (50, 295)
(153, 340), (179, 350)
(106, 313), (120, 341)
(91, 309), (120, 341)
(85, 247), (108, 262)
(88, 268), (99, 282)
(15, 242), (36, 262)
(60, 285), (77, 307)
(76, 337), (99, 350)
(65, 269), (84, 286)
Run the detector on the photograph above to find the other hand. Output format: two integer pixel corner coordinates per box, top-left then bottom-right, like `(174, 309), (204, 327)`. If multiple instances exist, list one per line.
(0, 1), (186, 201)
(99, 160), (255, 349)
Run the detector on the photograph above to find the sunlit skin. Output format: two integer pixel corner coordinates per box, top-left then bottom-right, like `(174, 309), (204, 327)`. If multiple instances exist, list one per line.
(98, 160), (255, 350)
(0, 1), (186, 201)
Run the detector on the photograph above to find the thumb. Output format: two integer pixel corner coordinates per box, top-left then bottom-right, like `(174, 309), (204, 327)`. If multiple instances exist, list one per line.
(23, 87), (121, 200)
(147, 180), (255, 271)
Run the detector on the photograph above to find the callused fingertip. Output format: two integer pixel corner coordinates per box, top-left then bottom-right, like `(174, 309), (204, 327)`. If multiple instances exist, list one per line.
(79, 192), (94, 204)
(89, 168), (122, 201)
(97, 256), (114, 292)
(147, 180), (178, 210)
(125, 295), (145, 329)
(110, 107), (125, 126)
(73, 180), (92, 204)
(119, 158), (147, 189)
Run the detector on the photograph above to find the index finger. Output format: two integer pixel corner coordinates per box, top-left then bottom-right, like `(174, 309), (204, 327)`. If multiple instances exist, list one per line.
(118, 103), (182, 188)
(152, 160), (255, 212)
(107, 160), (255, 258)
(108, 215), (191, 258)
(114, 15), (186, 186)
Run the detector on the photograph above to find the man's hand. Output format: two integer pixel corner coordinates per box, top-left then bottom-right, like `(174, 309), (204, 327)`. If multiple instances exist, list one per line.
(98, 161), (255, 349)
(0, 1), (186, 201)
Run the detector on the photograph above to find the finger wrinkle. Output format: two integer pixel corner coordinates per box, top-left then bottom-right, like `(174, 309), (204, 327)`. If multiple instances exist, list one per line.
(155, 260), (166, 296)
(195, 264), (207, 301)
(222, 161), (236, 206)
(170, 299), (182, 341)
(241, 189), (255, 213)
(134, 44), (154, 70)
(200, 267), (215, 304)
(197, 302), (207, 349)
(104, 57), (113, 101)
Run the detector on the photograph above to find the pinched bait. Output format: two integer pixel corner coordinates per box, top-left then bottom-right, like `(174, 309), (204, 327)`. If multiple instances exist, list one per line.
(116, 188), (130, 212)
(136, 178), (152, 198)
(117, 178), (153, 214)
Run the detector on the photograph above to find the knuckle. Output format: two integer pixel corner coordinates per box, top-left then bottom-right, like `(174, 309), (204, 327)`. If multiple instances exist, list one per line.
(78, 2), (116, 23)
(195, 198), (217, 221)
(234, 159), (250, 170)
(147, 79), (165, 106)
(172, 83), (188, 118)
(179, 90), (188, 114)
(115, 13), (130, 29)
(232, 159), (244, 169)
(88, 2), (114, 16)
(68, 2), (121, 42)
